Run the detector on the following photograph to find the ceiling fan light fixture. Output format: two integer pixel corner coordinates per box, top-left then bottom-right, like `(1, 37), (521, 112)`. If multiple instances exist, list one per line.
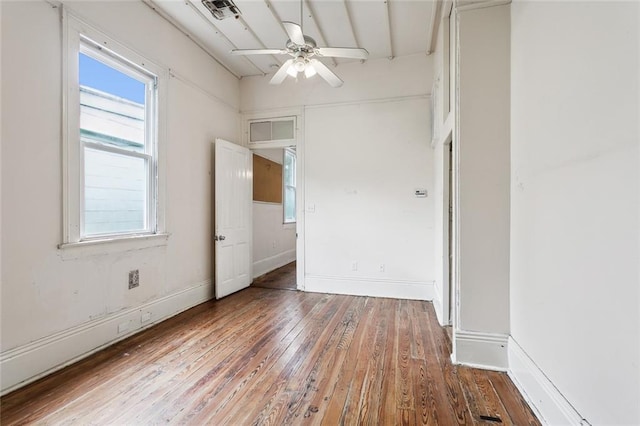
(293, 58), (306, 72)
(231, 20), (368, 87)
(304, 65), (317, 78)
(286, 65), (298, 77)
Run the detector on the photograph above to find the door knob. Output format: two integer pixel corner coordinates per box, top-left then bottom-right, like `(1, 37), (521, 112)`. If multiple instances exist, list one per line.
(219, 235), (226, 241)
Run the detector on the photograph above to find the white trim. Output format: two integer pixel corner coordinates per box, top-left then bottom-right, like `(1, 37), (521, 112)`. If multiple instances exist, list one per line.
(58, 232), (170, 259)
(305, 275), (434, 301)
(451, 330), (509, 371)
(455, 0), (511, 13)
(295, 112), (305, 291)
(239, 93), (430, 116)
(508, 337), (585, 426)
(252, 249), (296, 279)
(303, 94), (430, 111)
(0, 280), (213, 395)
(432, 291), (446, 325)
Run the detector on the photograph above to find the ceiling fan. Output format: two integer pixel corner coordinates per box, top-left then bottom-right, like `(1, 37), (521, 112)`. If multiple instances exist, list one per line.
(230, 21), (369, 88)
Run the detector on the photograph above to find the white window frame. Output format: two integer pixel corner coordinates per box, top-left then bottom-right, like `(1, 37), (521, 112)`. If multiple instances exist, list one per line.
(61, 12), (167, 249)
(283, 148), (296, 224)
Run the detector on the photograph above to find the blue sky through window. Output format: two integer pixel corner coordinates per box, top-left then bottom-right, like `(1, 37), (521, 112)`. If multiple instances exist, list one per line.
(79, 53), (145, 104)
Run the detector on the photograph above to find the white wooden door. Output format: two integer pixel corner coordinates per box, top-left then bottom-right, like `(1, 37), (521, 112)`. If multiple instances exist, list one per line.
(214, 138), (252, 299)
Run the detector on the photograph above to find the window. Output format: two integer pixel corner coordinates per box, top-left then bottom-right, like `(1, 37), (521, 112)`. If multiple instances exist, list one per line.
(248, 117), (295, 146)
(283, 149), (296, 223)
(63, 14), (165, 245)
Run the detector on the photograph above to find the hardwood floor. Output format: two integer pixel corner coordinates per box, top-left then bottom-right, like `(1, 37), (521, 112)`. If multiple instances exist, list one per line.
(252, 261), (297, 290)
(1, 286), (539, 425)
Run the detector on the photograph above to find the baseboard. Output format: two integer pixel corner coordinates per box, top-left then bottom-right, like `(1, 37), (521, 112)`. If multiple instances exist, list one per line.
(304, 275), (434, 301)
(508, 337), (585, 425)
(452, 330), (509, 371)
(252, 249), (296, 279)
(0, 280), (213, 395)
(432, 290), (446, 325)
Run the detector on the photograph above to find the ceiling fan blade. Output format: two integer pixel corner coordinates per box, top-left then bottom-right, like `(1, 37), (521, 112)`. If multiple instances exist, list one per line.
(270, 59), (294, 85)
(316, 47), (369, 60)
(282, 21), (306, 46)
(310, 59), (343, 88)
(230, 49), (287, 56)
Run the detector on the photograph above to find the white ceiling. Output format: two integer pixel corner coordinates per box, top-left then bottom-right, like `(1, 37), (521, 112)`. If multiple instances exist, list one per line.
(147, 0), (438, 78)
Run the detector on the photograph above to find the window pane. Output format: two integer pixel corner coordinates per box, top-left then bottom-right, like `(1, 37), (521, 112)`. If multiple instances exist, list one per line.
(284, 150), (295, 187)
(84, 147), (147, 236)
(79, 52), (146, 153)
(284, 186), (296, 223)
(272, 120), (294, 140)
(284, 150), (296, 223)
(250, 121), (271, 142)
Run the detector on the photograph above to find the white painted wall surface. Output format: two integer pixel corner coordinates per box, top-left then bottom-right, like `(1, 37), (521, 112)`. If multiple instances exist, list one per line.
(240, 54), (433, 112)
(252, 150), (296, 279)
(510, 2), (639, 424)
(304, 98), (434, 299)
(456, 4), (510, 335)
(1, 1), (239, 392)
(241, 55), (435, 300)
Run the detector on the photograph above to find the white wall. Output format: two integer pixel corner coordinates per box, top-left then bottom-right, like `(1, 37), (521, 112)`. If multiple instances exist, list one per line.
(241, 55), (435, 300)
(510, 1), (639, 425)
(1, 0), (239, 393)
(452, 3), (511, 369)
(304, 99), (434, 299)
(241, 54), (432, 111)
(252, 149), (296, 279)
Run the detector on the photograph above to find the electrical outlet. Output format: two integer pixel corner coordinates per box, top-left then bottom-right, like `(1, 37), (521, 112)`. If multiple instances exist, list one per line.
(128, 270), (139, 289)
(379, 264), (385, 272)
(351, 261), (358, 271)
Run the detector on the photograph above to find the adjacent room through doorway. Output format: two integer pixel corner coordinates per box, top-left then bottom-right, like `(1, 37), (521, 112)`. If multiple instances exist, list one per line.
(251, 148), (297, 290)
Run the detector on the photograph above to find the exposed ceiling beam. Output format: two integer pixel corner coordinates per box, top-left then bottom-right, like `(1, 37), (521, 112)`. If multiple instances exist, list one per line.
(185, 0), (266, 75)
(383, 0), (394, 59)
(426, 0), (443, 55)
(303, 0), (338, 67)
(141, 0), (240, 79)
(262, 0), (290, 44)
(236, 15), (285, 67)
(341, 0), (362, 55)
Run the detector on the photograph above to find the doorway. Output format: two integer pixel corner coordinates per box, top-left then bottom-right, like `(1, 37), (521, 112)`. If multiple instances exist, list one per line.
(250, 147), (298, 291)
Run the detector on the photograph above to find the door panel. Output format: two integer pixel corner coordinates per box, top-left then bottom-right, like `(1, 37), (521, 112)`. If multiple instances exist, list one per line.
(215, 139), (252, 299)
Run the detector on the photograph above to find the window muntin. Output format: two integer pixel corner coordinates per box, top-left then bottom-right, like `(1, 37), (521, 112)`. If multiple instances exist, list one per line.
(283, 149), (296, 224)
(78, 39), (157, 239)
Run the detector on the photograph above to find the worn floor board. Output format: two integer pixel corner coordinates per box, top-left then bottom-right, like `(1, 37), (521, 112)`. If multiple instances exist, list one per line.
(1, 265), (540, 425)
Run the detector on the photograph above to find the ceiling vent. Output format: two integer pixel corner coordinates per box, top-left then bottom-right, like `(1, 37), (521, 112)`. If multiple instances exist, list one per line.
(201, 0), (241, 20)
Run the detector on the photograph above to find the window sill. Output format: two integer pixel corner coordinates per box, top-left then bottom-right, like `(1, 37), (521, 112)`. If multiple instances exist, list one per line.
(58, 233), (170, 260)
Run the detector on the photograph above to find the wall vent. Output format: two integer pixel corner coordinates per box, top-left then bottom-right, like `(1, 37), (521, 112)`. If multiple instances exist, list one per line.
(201, 0), (241, 20)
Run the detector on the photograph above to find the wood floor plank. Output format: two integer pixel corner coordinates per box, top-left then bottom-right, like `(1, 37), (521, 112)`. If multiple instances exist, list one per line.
(246, 295), (356, 425)
(319, 297), (378, 426)
(1, 265), (541, 426)
(486, 370), (541, 426)
(38, 289), (297, 424)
